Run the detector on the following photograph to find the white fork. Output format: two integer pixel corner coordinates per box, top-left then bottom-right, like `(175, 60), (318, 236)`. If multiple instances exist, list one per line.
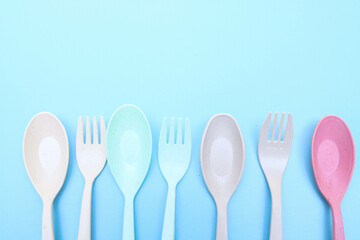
(258, 112), (293, 240)
(76, 116), (107, 240)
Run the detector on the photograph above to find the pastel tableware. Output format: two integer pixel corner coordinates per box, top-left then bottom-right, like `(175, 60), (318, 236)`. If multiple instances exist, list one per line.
(258, 112), (293, 240)
(201, 114), (245, 240)
(107, 104), (152, 240)
(23, 112), (69, 240)
(312, 115), (355, 240)
(158, 117), (191, 240)
(76, 116), (107, 240)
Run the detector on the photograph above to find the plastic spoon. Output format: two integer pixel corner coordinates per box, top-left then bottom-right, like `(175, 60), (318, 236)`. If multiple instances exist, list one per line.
(201, 114), (245, 240)
(312, 115), (355, 240)
(107, 104), (152, 240)
(23, 112), (69, 240)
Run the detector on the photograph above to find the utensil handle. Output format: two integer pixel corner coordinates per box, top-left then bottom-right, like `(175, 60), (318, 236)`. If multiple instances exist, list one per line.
(123, 197), (135, 240)
(42, 199), (54, 240)
(331, 203), (345, 240)
(78, 180), (93, 240)
(216, 202), (228, 240)
(270, 186), (282, 240)
(161, 184), (176, 240)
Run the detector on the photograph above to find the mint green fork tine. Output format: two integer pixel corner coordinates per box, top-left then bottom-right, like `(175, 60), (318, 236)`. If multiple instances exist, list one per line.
(169, 117), (175, 144)
(184, 118), (191, 146)
(176, 118), (182, 145)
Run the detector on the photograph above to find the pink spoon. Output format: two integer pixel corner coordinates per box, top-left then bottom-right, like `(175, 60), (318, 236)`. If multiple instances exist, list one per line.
(312, 115), (355, 240)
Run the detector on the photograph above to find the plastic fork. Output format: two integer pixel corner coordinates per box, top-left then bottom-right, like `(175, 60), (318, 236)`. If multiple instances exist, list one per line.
(76, 116), (107, 240)
(158, 117), (191, 240)
(258, 112), (293, 240)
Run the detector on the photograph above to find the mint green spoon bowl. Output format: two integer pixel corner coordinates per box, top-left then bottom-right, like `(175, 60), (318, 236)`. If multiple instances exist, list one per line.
(107, 104), (152, 240)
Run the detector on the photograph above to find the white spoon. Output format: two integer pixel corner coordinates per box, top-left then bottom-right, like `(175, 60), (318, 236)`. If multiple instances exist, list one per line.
(201, 114), (245, 240)
(23, 112), (69, 240)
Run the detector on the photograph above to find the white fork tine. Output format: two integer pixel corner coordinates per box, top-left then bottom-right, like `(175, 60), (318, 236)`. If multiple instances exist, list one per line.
(184, 118), (191, 146)
(169, 117), (175, 144)
(259, 113), (272, 142)
(159, 117), (168, 144)
(176, 118), (183, 145)
(284, 113), (294, 143)
(77, 116), (84, 146)
(86, 116), (91, 144)
(93, 116), (98, 144)
(277, 113), (286, 142)
(100, 116), (106, 145)
(271, 112), (278, 141)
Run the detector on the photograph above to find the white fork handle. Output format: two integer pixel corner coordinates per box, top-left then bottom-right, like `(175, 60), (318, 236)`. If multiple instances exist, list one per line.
(78, 180), (93, 240)
(42, 199), (54, 240)
(161, 184), (176, 240)
(270, 184), (282, 240)
(216, 202), (228, 240)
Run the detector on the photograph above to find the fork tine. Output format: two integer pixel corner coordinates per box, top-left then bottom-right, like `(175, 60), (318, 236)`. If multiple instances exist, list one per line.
(284, 113), (293, 143)
(77, 116), (84, 146)
(184, 118), (191, 145)
(270, 112), (278, 141)
(93, 116), (98, 144)
(100, 116), (106, 145)
(169, 117), (175, 144)
(159, 117), (167, 144)
(260, 112), (272, 142)
(86, 116), (91, 144)
(176, 118), (183, 145)
(277, 112), (285, 141)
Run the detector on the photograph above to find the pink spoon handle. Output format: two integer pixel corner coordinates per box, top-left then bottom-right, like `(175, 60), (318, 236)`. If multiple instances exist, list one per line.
(331, 203), (345, 240)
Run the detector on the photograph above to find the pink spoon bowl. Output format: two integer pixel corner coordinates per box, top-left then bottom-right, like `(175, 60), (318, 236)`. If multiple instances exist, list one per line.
(312, 115), (355, 240)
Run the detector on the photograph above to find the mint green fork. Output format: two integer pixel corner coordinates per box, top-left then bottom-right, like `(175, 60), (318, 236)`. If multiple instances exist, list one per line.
(158, 117), (191, 240)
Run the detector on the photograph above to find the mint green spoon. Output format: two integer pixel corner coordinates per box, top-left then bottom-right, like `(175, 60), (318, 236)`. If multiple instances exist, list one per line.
(107, 104), (152, 240)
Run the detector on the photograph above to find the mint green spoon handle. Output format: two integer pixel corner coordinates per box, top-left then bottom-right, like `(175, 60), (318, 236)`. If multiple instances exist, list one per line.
(161, 185), (176, 240)
(123, 197), (135, 240)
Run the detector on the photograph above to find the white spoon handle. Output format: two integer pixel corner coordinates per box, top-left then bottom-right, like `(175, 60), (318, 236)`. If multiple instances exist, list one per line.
(161, 184), (176, 240)
(216, 203), (228, 240)
(78, 180), (93, 240)
(270, 185), (282, 240)
(123, 197), (135, 240)
(42, 200), (54, 240)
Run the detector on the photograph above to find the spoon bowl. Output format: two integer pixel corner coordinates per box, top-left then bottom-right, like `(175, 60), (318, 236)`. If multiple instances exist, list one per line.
(23, 112), (69, 240)
(312, 115), (355, 240)
(201, 114), (245, 240)
(107, 104), (152, 240)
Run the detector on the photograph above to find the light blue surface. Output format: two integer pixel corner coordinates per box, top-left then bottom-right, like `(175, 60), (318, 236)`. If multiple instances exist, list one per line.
(0, 0), (359, 239)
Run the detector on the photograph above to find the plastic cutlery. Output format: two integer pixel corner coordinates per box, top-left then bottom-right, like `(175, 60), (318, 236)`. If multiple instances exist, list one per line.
(312, 115), (355, 240)
(23, 112), (69, 240)
(201, 114), (245, 240)
(258, 112), (293, 240)
(107, 104), (152, 240)
(158, 117), (191, 240)
(76, 116), (107, 240)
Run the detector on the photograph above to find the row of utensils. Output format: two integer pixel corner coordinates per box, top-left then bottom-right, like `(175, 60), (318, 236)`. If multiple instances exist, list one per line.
(23, 104), (355, 240)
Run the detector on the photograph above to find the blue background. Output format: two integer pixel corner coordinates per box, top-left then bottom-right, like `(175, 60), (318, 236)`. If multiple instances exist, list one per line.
(0, 0), (359, 239)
